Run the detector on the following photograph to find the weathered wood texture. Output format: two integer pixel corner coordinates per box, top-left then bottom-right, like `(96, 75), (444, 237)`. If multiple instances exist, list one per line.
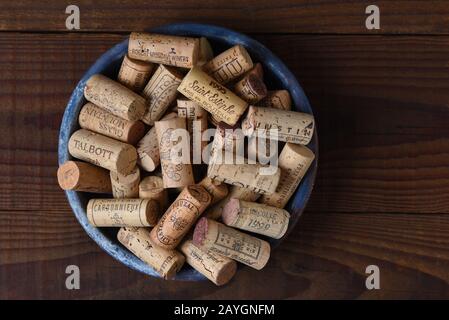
(1, 1), (449, 34)
(1, 30), (449, 299)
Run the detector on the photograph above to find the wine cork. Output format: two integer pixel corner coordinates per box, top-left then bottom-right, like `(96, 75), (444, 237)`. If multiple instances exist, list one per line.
(84, 74), (146, 121)
(57, 160), (112, 193)
(211, 122), (245, 155)
(155, 117), (195, 188)
(260, 143), (315, 208)
(149, 185), (212, 250)
(128, 32), (200, 68)
(258, 90), (292, 111)
(78, 102), (145, 144)
(198, 177), (229, 205)
(246, 63), (264, 79)
(242, 106), (315, 145)
(198, 37), (214, 66)
(68, 129), (137, 175)
(234, 73), (267, 104)
(117, 54), (154, 92)
(193, 218), (270, 270)
(177, 99), (208, 136)
(110, 167), (140, 198)
(139, 176), (168, 211)
(136, 112), (177, 172)
(87, 198), (159, 227)
(222, 199), (290, 239)
(180, 240), (237, 286)
(207, 154), (281, 194)
(177, 67), (248, 126)
(202, 45), (253, 84)
(118, 227), (185, 280)
(205, 185), (260, 220)
(141, 64), (183, 125)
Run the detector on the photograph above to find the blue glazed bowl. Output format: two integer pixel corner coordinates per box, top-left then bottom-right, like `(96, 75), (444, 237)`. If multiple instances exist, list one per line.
(58, 23), (318, 281)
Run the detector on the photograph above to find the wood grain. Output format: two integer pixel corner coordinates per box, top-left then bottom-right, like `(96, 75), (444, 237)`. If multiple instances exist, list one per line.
(1, 1), (449, 34)
(1, 32), (449, 298)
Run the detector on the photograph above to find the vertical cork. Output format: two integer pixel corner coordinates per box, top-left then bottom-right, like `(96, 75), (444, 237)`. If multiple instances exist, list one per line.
(234, 73), (267, 104)
(211, 122), (245, 156)
(202, 45), (253, 84)
(57, 160), (112, 193)
(68, 129), (137, 175)
(198, 37), (214, 66)
(180, 240), (237, 286)
(84, 74), (146, 121)
(117, 54), (154, 92)
(78, 103), (145, 144)
(222, 199), (290, 239)
(207, 153), (281, 194)
(118, 227), (185, 280)
(242, 106), (315, 145)
(155, 117), (195, 188)
(141, 65), (183, 126)
(149, 185), (211, 250)
(260, 143), (315, 208)
(193, 218), (270, 270)
(136, 112), (177, 172)
(87, 198), (159, 227)
(128, 32), (200, 68)
(198, 177), (229, 205)
(258, 90), (292, 111)
(139, 176), (168, 211)
(177, 67), (248, 126)
(110, 167), (140, 198)
(205, 185), (260, 220)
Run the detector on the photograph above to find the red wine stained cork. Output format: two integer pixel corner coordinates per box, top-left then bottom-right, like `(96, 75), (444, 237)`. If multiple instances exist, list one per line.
(246, 63), (264, 79)
(207, 153), (281, 194)
(177, 67), (248, 126)
(205, 185), (260, 220)
(110, 167), (140, 198)
(149, 185), (212, 250)
(198, 37), (214, 66)
(260, 143), (315, 208)
(180, 240), (237, 286)
(84, 74), (146, 121)
(68, 129), (137, 175)
(117, 54), (154, 92)
(87, 198), (159, 227)
(128, 32), (200, 68)
(78, 102), (145, 144)
(57, 160), (112, 193)
(155, 117), (195, 189)
(139, 176), (168, 211)
(202, 45), (253, 84)
(222, 199), (290, 239)
(141, 65), (183, 125)
(193, 218), (270, 270)
(198, 177), (229, 205)
(242, 106), (314, 145)
(258, 90), (292, 111)
(136, 112), (177, 172)
(118, 227), (185, 279)
(234, 73), (267, 104)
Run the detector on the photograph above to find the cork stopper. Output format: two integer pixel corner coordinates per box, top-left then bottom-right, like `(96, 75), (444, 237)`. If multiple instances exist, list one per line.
(117, 54), (154, 92)
(139, 176), (168, 211)
(57, 160), (112, 193)
(198, 177), (229, 205)
(110, 167), (140, 198)
(234, 73), (267, 104)
(258, 90), (292, 111)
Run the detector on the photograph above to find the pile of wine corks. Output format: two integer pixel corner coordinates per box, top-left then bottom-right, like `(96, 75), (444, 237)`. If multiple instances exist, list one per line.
(57, 32), (315, 286)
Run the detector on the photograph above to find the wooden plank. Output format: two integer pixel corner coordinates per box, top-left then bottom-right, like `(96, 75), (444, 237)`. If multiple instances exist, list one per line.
(1, 1), (449, 34)
(1, 211), (448, 299)
(1, 33), (449, 214)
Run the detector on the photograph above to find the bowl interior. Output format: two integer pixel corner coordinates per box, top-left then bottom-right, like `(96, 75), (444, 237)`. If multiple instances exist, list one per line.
(58, 23), (318, 281)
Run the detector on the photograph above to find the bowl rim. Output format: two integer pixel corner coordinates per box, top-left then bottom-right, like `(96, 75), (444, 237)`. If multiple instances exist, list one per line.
(58, 22), (319, 281)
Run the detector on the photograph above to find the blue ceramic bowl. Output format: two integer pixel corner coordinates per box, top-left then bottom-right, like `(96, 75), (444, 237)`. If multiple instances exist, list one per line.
(58, 23), (318, 281)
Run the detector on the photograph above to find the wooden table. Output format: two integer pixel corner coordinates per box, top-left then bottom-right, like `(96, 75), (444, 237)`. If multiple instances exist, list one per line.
(1, 1), (449, 299)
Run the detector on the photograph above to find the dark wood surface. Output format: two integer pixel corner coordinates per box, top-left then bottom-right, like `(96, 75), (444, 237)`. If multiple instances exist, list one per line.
(1, 1), (449, 299)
